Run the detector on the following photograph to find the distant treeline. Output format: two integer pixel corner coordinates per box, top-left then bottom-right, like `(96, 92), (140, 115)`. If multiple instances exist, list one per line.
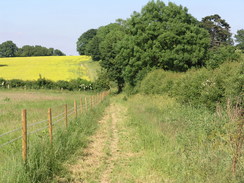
(0, 41), (65, 57)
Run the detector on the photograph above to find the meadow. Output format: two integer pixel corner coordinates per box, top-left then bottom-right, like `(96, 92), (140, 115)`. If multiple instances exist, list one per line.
(0, 55), (99, 81)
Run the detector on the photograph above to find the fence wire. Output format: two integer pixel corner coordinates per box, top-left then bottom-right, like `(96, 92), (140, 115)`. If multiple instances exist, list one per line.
(0, 136), (22, 149)
(52, 116), (65, 126)
(27, 119), (48, 128)
(0, 127), (22, 139)
(0, 91), (109, 150)
(27, 125), (49, 136)
(52, 112), (65, 120)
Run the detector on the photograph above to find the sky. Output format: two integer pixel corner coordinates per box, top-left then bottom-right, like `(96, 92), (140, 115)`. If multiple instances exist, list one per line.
(0, 0), (243, 55)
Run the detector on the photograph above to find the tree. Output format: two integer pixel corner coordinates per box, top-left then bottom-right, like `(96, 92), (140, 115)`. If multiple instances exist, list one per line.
(117, 1), (210, 86)
(99, 23), (126, 93)
(235, 29), (244, 51)
(85, 24), (121, 61)
(76, 29), (97, 55)
(0, 41), (18, 57)
(85, 36), (101, 61)
(16, 45), (65, 57)
(201, 14), (232, 47)
(53, 49), (65, 56)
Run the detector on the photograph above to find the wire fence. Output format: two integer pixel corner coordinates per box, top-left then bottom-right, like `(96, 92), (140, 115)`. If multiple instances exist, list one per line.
(0, 91), (109, 156)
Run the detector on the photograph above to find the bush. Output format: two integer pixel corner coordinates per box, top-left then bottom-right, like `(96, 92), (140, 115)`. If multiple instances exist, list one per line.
(93, 70), (110, 91)
(139, 61), (244, 110)
(138, 69), (182, 95)
(0, 78), (94, 91)
(206, 45), (240, 69)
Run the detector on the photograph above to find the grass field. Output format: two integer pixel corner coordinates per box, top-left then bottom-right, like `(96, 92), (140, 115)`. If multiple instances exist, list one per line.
(0, 89), (109, 183)
(0, 90), (92, 132)
(110, 94), (243, 183)
(0, 56), (100, 81)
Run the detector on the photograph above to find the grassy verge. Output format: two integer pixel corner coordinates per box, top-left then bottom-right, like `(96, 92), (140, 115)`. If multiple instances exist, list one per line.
(112, 94), (243, 183)
(0, 95), (110, 183)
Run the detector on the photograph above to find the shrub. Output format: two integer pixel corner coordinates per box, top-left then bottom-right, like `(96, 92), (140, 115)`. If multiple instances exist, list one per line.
(139, 69), (182, 95)
(206, 45), (240, 69)
(139, 61), (244, 110)
(93, 70), (110, 91)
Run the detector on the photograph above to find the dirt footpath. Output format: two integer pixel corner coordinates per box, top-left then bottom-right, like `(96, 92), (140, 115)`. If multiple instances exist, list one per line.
(58, 103), (126, 183)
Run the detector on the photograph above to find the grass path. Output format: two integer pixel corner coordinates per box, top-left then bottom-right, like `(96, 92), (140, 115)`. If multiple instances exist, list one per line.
(56, 94), (242, 182)
(57, 98), (127, 182)
(56, 96), (171, 182)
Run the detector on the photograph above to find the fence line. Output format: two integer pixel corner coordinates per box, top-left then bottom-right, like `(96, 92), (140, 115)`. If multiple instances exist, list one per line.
(27, 119), (48, 128)
(0, 127), (22, 139)
(0, 136), (22, 148)
(0, 90), (110, 161)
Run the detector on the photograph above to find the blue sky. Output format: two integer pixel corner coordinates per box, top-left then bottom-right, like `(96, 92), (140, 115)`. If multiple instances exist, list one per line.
(0, 0), (243, 55)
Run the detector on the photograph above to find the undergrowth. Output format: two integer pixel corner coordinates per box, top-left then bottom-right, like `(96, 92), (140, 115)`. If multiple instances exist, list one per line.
(116, 94), (243, 183)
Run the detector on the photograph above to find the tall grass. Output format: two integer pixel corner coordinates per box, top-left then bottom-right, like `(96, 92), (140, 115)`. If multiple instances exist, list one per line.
(114, 94), (243, 182)
(0, 96), (109, 183)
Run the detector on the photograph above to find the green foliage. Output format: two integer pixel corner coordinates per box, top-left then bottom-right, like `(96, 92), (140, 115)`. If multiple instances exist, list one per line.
(138, 61), (244, 110)
(235, 29), (244, 51)
(93, 70), (110, 91)
(0, 41), (18, 57)
(138, 69), (181, 95)
(99, 23), (126, 93)
(206, 45), (240, 69)
(16, 45), (65, 57)
(76, 29), (97, 55)
(85, 36), (101, 61)
(118, 1), (210, 86)
(201, 14), (233, 47)
(0, 77), (94, 91)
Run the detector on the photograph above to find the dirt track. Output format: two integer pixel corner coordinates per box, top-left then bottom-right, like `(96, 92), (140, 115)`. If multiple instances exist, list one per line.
(58, 103), (126, 183)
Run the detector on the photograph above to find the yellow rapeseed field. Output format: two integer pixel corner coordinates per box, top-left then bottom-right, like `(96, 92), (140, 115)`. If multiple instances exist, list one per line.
(0, 56), (91, 81)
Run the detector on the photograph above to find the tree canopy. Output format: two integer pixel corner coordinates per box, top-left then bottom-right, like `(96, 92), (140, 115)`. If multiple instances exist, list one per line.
(76, 29), (97, 55)
(115, 1), (210, 87)
(235, 29), (244, 51)
(0, 41), (65, 57)
(16, 45), (65, 57)
(201, 14), (232, 47)
(77, 0), (239, 93)
(0, 41), (18, 57)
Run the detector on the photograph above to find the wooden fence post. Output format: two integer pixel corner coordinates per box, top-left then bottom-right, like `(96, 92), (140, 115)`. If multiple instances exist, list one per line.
(22, 109), (27, 162)
(65, 104), (68, 128)
(80, 98), (83, 114)
(48, 108), (52, 144)
(74, 100), (77, 118)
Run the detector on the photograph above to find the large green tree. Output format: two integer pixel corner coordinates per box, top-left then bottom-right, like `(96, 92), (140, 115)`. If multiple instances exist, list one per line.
(116, 1), (210, 86)
(0, 41), (18, 57)
(99, 23), (126, 93)
(235, 29), (244, 51)
(86, 24), (123, 61)
(201, 14), (232, 47)
(76, 29), (97, 55)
